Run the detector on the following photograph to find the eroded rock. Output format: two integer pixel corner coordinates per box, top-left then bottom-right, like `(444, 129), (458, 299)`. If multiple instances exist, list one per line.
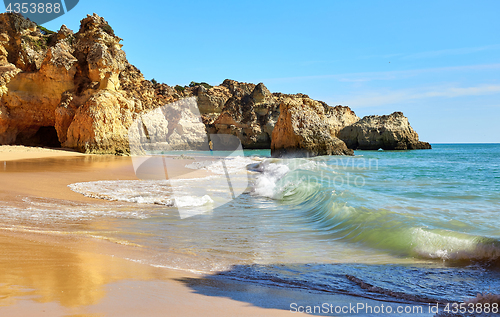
(0, 12), (430, 156)
(339, 112), (431, 150)
(271, 95), (356, 157)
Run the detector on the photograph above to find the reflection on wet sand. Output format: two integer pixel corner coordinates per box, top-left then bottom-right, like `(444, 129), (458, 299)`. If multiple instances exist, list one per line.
(0, 232), (297, 317)
(0, 154), (304, 317)
(0, 232), (165, 309)
(0, 156), (138, 203)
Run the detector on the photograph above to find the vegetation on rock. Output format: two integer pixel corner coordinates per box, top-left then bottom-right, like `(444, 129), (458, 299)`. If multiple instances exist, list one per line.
(101, 23), (114, 35)
(37, 25), (55, 35)
(189, 81), (212, 89)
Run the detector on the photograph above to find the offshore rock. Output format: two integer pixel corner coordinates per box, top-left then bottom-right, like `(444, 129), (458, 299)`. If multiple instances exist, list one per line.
(271, 95), (356, 157)
(338, 112), (431, 150)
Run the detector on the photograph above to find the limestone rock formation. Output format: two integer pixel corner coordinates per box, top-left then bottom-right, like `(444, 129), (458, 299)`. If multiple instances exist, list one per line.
(176, 80), (280, 149)
(271, 95), (356, 157)
(0, 12), (280, 153)
(0, 13), (74, 144)
(0, 13), (182, 153)
(338, 112), (431, 150)
(129, 97), (208, 154)
(184, 80), (358, 151)
(0, 13), (430, 156)
(210, 80), (280, 149)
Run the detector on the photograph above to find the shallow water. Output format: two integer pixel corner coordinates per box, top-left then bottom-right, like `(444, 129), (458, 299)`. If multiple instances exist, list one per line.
(3, 144), (500, 304)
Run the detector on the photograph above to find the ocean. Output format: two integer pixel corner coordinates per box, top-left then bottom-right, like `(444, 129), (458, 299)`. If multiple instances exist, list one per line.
(3, 144), (500, 307)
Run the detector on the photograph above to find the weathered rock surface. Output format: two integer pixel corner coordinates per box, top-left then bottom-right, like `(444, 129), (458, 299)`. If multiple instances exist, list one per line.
(184, 80), (359, 151)
(0, 13), (68, 144)
(208, 80), (280, 149)
(129, 97), (208, 154)
(338, 112), (431, 150)
(271, 95), (356, 157)
(168, 79), (280, 149)
(0, 13), (430, 156)
(0, 13), (284, 153)
(0, 13), (181, 153)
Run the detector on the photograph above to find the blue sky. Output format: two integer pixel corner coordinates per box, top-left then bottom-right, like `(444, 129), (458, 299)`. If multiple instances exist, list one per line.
(39, 1), (500, 143)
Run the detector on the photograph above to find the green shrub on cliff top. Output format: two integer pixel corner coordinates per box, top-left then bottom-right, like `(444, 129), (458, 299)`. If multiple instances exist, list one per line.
(102, 24), (114, 35)
(174, 85), (185, 92)
(189, 81), (213, 89)
(37, 25), (55, 35)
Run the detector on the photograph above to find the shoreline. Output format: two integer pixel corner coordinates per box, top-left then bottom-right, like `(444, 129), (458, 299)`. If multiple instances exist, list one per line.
(0, 146), (434, 316)
(0, 145), (88, 161)
(0, 146), (303, 316)
(0, 230), (306, 317)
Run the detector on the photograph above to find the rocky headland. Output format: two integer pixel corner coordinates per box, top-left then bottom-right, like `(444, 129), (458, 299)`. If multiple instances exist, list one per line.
(270, 98), (357, 157)
(0, 13), (431, 157)
(338, 112), (432, 150)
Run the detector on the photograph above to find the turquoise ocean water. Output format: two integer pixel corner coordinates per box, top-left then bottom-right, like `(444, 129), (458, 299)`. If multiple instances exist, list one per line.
(4, 144), (500, 305)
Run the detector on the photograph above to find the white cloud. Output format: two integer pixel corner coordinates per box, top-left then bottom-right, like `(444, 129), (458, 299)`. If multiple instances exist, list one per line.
(334, 84), (500, 108)
(401, 45), (500, 60)
(420, 85), (500, 98)
(338, 64), (500, 83)
(263, 63), (500, 84)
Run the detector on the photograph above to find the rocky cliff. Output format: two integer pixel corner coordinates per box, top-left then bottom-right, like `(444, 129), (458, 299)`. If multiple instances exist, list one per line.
(188, 80), (280, 149)
(270, 96), (357, 157)
(338, 112), (432, 150)
(0, 13), (430, 156)
(0, 13), (286, 153)
(0, 13), (177, 154)
(129, 97), (209, 155)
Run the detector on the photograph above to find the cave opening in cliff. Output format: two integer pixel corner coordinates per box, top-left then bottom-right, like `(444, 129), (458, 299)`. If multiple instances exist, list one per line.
(15, 126), (62, 148)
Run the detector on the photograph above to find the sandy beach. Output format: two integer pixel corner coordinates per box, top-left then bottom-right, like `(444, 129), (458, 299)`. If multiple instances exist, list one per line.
(0, 146), (435, 317)
(0, 230), (304, 317)
(0, 146), (307, 316)
(0, 145), (88, 161)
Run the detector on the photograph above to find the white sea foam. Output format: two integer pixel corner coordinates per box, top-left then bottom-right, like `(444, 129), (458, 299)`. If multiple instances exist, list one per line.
(185, 156), (255, 175)
(69, 180), (175, 205)
(292, 159), (329, 171)
(65, 155), (253, 220)
(249, 158), (332, 199)
(0, 198), (150, 222)
(72, 155), (316, 208)
(69, 179), (216, 209)
(174, 195), (213, 207)
(251, 160), (290, 198)
(411, 227), (500, 261)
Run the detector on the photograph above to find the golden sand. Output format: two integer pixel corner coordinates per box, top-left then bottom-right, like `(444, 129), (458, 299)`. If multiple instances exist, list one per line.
(0, 146), (303, 316)
(0, 145), (87, 161)
(0, 231), (299, 317)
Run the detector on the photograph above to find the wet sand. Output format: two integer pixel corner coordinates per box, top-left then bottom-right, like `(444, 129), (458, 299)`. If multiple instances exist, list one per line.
(0, 147), (303, 316)
(0, 230), (307, 317)
(0, 146), (431, 316)
(0, 145), (87, 161)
